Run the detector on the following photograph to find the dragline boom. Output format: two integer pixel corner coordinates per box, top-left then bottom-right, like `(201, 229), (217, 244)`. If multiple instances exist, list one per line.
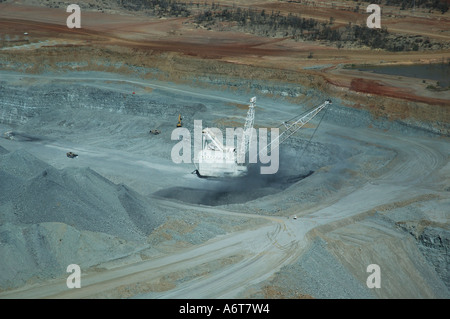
(258, 99), (331, 156)
(238, 96), (256, 161)
(194, 97), (331, 178)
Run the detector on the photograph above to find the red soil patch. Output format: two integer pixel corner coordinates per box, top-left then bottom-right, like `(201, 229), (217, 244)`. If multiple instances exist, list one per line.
(349, 78), (449, 106)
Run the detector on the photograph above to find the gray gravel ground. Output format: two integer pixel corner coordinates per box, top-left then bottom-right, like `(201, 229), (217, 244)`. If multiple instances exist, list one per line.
(0, 70), (448, 297)
(246, 238), (376, 299)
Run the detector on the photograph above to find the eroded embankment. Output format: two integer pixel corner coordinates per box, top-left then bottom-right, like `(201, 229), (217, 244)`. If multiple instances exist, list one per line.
(0, 40), (448, 137)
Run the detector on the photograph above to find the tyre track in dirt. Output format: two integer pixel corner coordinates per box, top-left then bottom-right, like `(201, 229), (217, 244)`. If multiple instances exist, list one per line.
(0, 127), (446, 298)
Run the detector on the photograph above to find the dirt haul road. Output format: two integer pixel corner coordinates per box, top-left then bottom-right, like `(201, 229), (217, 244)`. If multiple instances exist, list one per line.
(0, 117), (447, 298)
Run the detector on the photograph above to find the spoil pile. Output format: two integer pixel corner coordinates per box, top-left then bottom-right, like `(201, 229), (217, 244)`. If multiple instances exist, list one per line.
(0, 147), (170, 289)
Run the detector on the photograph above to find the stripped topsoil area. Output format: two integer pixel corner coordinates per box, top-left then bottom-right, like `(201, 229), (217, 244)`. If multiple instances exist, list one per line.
(0, 1), (449, 135)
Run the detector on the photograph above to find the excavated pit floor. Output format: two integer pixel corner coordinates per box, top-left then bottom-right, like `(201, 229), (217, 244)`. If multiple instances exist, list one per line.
(153, 165), (315, 206)
(1, 70), (448, 298)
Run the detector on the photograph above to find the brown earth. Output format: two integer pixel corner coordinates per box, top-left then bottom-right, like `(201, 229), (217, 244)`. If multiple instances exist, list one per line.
(0, 2), (449, 127)
(349, 78), (449, 107)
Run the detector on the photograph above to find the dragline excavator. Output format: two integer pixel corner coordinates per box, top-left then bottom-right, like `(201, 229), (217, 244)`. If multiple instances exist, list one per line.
(193, 97), (331, 178)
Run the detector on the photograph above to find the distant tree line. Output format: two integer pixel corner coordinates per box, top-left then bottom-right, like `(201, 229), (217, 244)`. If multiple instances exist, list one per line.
(194, 6), (445, 51)
(368, 0), (449, 13)
(281, 0), (448, 13)
(114, 1), (448, 51)
(117, 0), (191, 17)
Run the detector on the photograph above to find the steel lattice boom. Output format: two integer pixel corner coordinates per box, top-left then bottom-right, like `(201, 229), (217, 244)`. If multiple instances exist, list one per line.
(260, 99), (331, 155)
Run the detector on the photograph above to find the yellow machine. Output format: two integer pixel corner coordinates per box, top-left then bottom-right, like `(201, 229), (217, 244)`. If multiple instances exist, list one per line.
(177, 114), (182, 127)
